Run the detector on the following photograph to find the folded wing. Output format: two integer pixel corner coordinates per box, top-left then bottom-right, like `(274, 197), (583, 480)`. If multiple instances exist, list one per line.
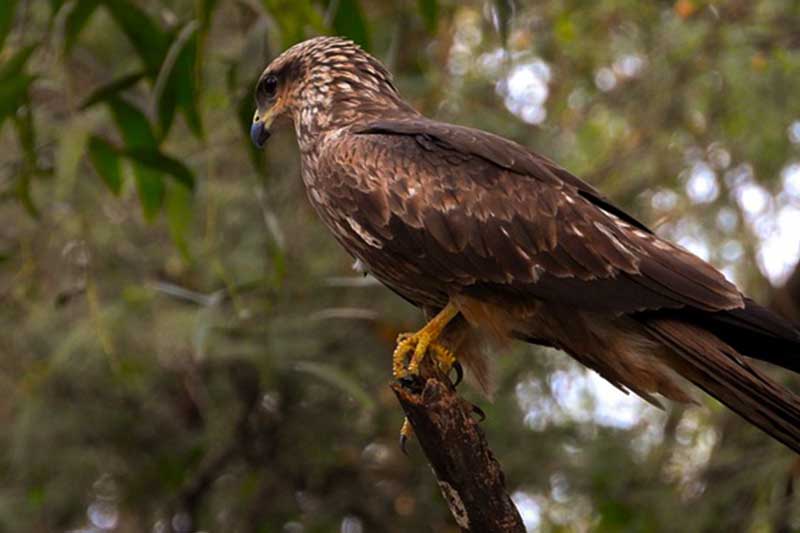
(334, 117), (743, 315)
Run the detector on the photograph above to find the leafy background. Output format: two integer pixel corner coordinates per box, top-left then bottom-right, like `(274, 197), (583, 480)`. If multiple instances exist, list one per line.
(2, 0), (800, 531)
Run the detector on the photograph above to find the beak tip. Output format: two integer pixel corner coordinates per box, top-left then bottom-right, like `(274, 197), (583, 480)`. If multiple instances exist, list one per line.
(250, 121), (271, 148)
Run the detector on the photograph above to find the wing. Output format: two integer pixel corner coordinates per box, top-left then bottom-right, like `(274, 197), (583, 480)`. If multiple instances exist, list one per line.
(323, 117), (743, 314)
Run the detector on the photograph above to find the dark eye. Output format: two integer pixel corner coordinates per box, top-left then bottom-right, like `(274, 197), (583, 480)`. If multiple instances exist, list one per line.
(258, 74), (279, 100)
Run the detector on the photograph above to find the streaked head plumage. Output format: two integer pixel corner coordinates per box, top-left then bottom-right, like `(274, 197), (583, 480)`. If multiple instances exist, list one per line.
(251, 36), (408, 148)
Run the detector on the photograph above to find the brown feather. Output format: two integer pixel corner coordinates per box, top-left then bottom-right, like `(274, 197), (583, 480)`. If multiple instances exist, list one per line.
(256, 37), (800, 453)
(644, 319), (800, 453)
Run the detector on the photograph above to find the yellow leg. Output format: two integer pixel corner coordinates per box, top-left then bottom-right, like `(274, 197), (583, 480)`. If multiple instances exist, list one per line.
(392, 302), (459, 378)
(394, 302), (460, 451)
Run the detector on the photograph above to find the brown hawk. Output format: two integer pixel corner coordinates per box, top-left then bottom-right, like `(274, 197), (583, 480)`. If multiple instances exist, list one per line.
(251, 36), (800, 453)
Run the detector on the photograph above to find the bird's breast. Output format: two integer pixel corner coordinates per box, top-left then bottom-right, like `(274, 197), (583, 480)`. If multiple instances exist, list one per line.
(298, 144), (450, 308)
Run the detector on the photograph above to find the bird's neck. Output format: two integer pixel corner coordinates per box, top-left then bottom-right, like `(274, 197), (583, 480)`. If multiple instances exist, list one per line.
(292, 84), (417, 153)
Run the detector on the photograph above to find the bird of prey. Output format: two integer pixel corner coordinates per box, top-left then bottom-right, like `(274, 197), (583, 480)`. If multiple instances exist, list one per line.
(251, 36), (800, 453)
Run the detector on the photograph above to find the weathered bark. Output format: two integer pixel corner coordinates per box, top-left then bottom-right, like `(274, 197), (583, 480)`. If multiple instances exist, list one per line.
(392, 377), (525, 533)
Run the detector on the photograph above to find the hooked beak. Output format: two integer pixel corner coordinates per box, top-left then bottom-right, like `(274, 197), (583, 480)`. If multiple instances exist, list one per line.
(250, 109), (272, 148)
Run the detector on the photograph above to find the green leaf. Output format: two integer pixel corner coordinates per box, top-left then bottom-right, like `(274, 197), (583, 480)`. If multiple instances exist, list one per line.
(493, 0), (514, 46)
(174, 36), (202, 138)
(263, 0), (324, 47)
(198, 0), (218, 30)
(49, 0), (66, 15)
(104, 97), (179, 218)
(0, 0), (19, 51)
(80, 71), (146, 110)
(153, 21), (202, 139)
(102, 0), (168, 73)
(14, 170), (38, 218)
(165, 182), (192, 259)
(14, 104), (35, 160)
(0, 48), (39, 217)
(131, 162), (164, 220)
(417, 0), (438, 33)
(0, 245), (17, 263)
(332, 0), (370, 50)
(107, 97), (158, 150)
(0, 45), (36, 128)
(0, 44), (37, 81)
(12, 106), (39, 218)
(55, 116), (90, 197)
(125, 148), (195, 189)
(0, 74), (34, 128)
(62, 0), (101, 54)
(554, 13), (575, 45)
(293, 361), (375, 413)
(236, 71), (266, 175)
(87, 135), (123, 194)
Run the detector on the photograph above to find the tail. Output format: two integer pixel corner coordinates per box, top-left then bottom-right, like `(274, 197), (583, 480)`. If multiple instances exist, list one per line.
(643, 318), (800, 454)
(693, 298), (800, 374)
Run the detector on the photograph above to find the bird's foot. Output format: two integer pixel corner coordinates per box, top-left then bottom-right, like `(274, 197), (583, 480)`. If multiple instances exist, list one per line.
(392, 331), (457, 379)
(392, 302), (460, 453)
(392, 302), (459, 379)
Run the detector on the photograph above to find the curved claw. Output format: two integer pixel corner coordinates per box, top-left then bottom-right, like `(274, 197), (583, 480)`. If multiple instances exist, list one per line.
(399, 417), (413, 455)
(392, 303), (460, 379)
(399, 433), (409, 455)
(451, 361), (464, 388)
(470, 403), (486, 422)
(398, 374), (424, 394)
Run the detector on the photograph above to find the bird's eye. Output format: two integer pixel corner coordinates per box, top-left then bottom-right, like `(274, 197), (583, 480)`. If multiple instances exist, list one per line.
(258, 75), (279, 100)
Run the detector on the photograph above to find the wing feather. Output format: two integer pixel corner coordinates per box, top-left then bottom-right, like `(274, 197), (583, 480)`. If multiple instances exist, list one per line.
(323, 118), (744, 314)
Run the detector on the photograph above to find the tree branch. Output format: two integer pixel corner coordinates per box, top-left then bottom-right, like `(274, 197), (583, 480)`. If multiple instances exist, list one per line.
(392, 377), (525, 533)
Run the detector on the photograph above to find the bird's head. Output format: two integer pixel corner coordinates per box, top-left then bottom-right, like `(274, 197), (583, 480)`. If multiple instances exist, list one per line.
(251, 36), (411, 148)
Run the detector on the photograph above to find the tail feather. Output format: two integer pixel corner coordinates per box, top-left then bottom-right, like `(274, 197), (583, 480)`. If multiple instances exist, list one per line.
(643, 318), (800, 454)
(694, 298), (800, 374)
(640, 298), (800, 374)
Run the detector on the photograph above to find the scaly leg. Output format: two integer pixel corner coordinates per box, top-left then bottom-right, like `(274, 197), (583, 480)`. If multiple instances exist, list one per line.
(392, 302), (459, 378)
(393, 302), (462, 452)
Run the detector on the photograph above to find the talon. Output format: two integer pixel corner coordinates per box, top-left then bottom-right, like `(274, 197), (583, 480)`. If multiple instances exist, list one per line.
(391, 302), (460, 379)
(398, 374), (424, 394)
(392, 336), (416, 378)
(451, 361), (464, 388)
(399, 418), (413, 455)
(471, 403), (486, 422)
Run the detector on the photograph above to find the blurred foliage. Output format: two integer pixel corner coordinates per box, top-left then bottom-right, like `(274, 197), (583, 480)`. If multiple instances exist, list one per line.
(1, 0), (800, 532)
